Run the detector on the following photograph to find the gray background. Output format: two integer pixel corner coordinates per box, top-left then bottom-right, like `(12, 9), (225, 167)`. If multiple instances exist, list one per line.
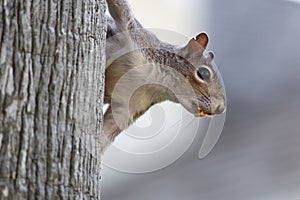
(102, 0), (300, 199)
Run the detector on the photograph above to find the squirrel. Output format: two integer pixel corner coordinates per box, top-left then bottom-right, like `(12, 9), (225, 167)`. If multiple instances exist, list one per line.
(101, 0), (226, 153)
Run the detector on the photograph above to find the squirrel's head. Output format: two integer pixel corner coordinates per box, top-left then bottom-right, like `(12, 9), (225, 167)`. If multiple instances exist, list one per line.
(174, 33), (226, 117)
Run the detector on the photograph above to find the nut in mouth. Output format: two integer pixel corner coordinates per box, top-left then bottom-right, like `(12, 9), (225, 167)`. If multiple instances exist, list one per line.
(195, 107), (206, 117)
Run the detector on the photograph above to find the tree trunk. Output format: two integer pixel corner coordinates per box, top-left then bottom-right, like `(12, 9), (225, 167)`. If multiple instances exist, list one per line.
(0, 0), (106, 199)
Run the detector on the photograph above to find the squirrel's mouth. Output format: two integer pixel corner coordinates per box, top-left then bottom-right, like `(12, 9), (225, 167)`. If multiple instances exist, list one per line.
(194, 107), (208, 117)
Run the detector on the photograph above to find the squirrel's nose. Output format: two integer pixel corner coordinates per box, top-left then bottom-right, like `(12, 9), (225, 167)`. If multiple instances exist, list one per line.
(213, 102), (226, 115)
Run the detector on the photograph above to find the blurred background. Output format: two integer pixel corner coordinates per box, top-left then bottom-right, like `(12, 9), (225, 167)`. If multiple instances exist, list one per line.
(102, 0), (300, 199)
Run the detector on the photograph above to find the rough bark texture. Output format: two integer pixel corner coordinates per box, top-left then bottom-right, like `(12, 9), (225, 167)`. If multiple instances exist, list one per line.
(0, 0), (106, 199)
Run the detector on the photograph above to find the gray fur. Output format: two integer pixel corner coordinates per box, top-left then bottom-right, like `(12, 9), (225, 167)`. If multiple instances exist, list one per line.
(101, 0), (226, 153)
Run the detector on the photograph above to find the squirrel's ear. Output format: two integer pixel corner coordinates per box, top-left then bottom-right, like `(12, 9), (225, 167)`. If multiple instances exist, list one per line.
(179, 33), (209, 59)
(195, 32), (209, 49)
(204, 51), (214, 62)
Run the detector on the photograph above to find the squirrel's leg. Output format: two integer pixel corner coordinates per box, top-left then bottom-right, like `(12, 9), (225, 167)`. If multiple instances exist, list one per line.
(106, 0), (141, 29)
(106, 0), (132, 25)
(101, 105), (121, 153)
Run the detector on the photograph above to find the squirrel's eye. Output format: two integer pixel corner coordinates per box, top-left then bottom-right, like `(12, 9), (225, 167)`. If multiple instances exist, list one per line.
(197, 67), (211, 81)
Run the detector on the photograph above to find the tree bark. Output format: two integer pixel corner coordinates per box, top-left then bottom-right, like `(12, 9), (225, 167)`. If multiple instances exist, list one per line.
(0, 0), (106, 199)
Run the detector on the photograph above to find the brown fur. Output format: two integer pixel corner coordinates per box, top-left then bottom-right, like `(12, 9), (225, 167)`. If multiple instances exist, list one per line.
(101, 0), (226, 153)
